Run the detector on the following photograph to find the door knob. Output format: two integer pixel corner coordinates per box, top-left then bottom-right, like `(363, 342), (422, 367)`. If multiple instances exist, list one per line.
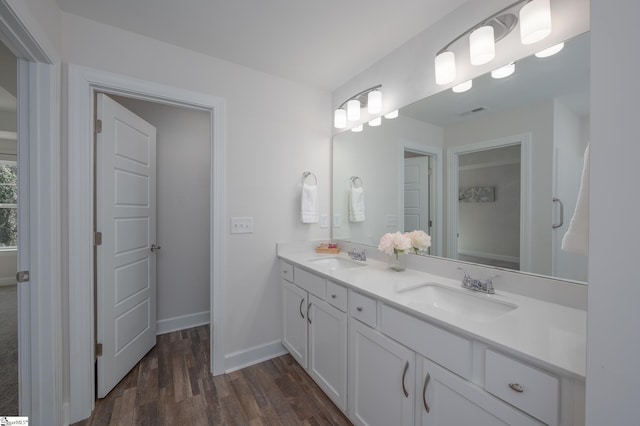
(150, 244), (161, 252)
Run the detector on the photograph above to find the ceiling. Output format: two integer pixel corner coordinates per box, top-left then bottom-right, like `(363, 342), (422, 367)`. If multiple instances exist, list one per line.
(55, 0), (468, 91)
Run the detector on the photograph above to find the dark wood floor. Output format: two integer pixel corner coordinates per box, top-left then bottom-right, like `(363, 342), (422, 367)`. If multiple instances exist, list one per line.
(73, 325), (352, 425)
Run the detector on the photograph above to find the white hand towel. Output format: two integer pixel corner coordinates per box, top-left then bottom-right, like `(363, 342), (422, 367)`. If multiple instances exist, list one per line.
(300, 182), (319, 223)
(349, 186), (366, 222)
(562, 144), (589, 256)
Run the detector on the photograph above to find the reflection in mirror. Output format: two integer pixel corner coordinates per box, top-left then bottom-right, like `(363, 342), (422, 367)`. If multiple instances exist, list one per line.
(332, 32), (589, 283)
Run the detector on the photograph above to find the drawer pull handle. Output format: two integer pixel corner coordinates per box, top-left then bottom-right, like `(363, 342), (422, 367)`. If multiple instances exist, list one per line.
(307, 303), (312, 324)
(331, 294), (337, 299)
(357, 306), (363, 312)
(402, 361), (409, 398)
(422, 372), (431, 413)
(299, 299), (305, 319)
(508, 383), (524, 393)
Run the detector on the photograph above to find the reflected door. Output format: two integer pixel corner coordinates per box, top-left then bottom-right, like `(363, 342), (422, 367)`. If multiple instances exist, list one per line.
(404, 155), (431, 250)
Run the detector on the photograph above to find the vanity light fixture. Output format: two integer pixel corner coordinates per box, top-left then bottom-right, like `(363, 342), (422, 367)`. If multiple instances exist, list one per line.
(369, 117), (382, 127)
(333, 84), (383, 128)
(384, 110), (399, 119)
(535, 41), (564, 58)
(491, 62), (516, 79)
(452, 80), (473, 93)
(434, 0), (552, 85)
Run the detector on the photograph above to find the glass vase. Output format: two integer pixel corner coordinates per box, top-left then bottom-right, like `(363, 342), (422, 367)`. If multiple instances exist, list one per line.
(388, 251), (407, 272)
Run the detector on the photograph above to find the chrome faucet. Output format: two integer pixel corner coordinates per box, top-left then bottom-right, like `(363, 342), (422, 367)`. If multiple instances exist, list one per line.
(348, 248), (367, 262)
(457, 267), (497, 294)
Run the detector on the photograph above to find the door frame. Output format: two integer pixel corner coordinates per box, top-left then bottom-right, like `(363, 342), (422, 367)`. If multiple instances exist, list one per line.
(446, 134), (531, 271)
(67, 65), (226, 422)
(0, 1), (62, 424)
(399, 142), (443, 257)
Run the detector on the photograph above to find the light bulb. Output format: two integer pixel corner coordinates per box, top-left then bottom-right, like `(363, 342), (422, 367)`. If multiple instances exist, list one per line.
(520, 0), (552, 45)
(351, 124), (363, 133)
(347, 99), (360, 122)
(435, 51), (456, 85)
(491, 62), (515, 79)
(535, 42), (564, 58)
(384, 110), (399, 119)
(334, 108), (346, 129)
(369, 117), (382, 127)
(469, 25), (495, 65)
(452, 80), (473, 93)
(367, 90), (382, 114)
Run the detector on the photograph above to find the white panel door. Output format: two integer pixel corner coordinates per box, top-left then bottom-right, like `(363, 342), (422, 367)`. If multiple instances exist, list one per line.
(96, 93), (157, 398)
(404, 156), (431, 238)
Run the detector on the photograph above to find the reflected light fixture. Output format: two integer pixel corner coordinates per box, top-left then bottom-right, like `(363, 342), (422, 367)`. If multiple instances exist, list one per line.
(470, 25), (495, 65)
(535, 42), (564, 58)
(452, 80), (473, 93)
(491, 62), (516, 79)
(434, 0), (552, 85)
(351, 124), (363, 133)
(384, 110), (399, 119)
(369, 117), (382, 127)
(333, 84), (382, 128)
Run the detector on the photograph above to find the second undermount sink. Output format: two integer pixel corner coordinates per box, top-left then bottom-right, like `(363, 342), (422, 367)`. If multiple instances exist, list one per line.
(395, 283), (517, 323)
(308, 256), (366, 271)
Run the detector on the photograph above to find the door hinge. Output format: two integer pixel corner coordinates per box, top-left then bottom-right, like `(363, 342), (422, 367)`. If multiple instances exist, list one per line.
(94, 231), (102, 246)
(95, 343), (103, 357)
(428, 168), (433, 175)
(16, 271), (30, 283)
(428, 220), (433, 228)
(95, 119), (102, 134)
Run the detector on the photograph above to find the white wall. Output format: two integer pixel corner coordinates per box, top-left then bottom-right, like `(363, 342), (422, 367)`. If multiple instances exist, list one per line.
(333, 115), (443, 245)
(111, 96), (211, 330)
(586, 0), (640, 424)
(60, 12), (332, 369)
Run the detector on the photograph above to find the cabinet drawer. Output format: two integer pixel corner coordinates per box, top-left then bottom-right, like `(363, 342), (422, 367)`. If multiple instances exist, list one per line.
(281, 261), (294, 282)
(349, 291), (377, 327)
(379, 304), (472, 380)
(294, 266), (326, 298)
(326, 281), (347, 312)
(485, 349), (559, 426)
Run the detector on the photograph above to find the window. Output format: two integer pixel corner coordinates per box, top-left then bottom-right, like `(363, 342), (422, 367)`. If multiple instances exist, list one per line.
(0, 159), (17, 248)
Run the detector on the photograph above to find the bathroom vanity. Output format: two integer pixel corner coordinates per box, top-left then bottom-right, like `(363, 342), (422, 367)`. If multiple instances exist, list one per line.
(277, 243), (586, 426)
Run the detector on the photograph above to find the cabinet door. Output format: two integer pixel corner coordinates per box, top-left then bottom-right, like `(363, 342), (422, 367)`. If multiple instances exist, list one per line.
(349, 318), (415, 426)
(282, 280), (308, 368)
(308, 294), (347, 411)
(418, 356), (540, 426)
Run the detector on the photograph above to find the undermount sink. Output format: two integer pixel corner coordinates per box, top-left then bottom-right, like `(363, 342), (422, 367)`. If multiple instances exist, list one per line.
(395, 283), (517, 322)
(308, 257), (366, 271)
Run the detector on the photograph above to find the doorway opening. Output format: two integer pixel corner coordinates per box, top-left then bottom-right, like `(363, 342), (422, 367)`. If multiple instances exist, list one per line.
(403, 150), (434, 255)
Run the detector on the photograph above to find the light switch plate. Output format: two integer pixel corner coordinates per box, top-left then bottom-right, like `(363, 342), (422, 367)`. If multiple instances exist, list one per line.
(231, 217), (254, 234)
(385, 215), (398, 227)
(320, 214), (329, 228)
(333, 214), (342, 228)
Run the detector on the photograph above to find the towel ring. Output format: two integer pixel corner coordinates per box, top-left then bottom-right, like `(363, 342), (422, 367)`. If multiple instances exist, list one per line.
(303, 171), (317, 185)
(350, 176), (363, 188)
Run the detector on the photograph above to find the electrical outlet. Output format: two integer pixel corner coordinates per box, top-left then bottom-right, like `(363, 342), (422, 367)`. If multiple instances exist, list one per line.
(231, 217), (254, 234)
(333, 214), (342, 228)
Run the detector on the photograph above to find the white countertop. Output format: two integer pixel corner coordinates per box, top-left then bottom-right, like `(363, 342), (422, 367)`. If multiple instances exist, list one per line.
(278, 248), (587, 380)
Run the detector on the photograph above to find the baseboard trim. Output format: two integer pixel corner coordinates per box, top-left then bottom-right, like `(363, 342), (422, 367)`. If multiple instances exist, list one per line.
(0, 279), (16, 286)
(458, 249), (519, 264)
(225, 340), (288, 374)
(156, 311), (210, 335)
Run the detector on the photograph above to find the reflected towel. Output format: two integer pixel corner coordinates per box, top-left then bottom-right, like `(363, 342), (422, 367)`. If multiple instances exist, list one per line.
(300, 182), (319, 223)
(562, 144), (589, 256)
(349, 186), (365, 222)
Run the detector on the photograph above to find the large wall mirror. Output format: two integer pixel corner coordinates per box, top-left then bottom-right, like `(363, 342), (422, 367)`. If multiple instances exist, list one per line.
(333, 31), (589, 284)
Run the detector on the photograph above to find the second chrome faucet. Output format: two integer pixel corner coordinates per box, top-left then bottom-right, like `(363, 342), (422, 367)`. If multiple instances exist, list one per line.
(458, 267), (497, 294)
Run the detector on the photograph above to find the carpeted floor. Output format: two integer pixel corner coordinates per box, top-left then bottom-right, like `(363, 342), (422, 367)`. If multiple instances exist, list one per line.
(0, 284), (18, 415)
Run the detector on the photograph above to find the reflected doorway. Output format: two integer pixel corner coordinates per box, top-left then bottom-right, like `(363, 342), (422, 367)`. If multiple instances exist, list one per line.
(403, 149), (434, 254)
(0, 38), (18, 415)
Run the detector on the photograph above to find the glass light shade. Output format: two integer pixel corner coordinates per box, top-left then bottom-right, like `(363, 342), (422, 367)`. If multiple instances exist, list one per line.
(347, 99), (361, 121)
(351, 124), (363, 133)
(334, 108), (346, 129)
(520, 0), (552, 45)
(491, 62), (515, 79)
(369, 117), (382, 127)
(435, 51), (456, 85)
(367, 90), (382, 114)
(535, 42), (564, 58)
(384, 110), (399, 119)
(469, 25), (495, 65)
(452, 80), (473, 93)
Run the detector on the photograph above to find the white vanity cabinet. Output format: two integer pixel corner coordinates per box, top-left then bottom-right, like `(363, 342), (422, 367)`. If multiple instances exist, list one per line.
(348, 314), (415, 426)
(280, 261), (348, 410)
